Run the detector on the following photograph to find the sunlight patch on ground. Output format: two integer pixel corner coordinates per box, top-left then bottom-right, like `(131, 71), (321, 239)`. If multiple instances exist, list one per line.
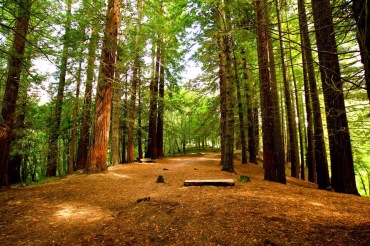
(170, 157), (193, 162)
(198, 157), (219, 161)
(56, 206), (89, 218)
(108, 173), (130, 179)
(54, 203), (107, 222)
(308, 201), (324, 207)
(108, 165), (126, 170)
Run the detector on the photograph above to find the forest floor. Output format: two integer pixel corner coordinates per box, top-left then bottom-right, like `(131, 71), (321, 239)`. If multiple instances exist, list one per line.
(1, 152), (370, 246)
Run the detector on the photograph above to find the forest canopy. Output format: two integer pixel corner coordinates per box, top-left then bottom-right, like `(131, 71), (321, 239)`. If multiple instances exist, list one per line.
(0, 0), (369, 196)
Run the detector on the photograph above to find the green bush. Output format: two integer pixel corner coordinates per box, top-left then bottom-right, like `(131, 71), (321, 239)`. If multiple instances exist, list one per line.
(238, 175), (251, 183)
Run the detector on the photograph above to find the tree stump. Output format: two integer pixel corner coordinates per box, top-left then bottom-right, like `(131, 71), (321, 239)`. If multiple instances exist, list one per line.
(156, 175), (165, 183)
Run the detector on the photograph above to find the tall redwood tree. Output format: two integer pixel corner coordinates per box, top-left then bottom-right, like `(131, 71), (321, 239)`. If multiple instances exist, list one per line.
(255, 0), (286, 184)
(85, 0), (120, 173)
(311, 0), (358, 194)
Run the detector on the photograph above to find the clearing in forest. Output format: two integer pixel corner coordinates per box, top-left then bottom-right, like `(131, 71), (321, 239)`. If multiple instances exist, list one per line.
(0, 152), (370, 245)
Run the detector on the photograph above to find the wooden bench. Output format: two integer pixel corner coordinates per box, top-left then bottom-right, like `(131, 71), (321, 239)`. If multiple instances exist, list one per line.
(184, 179), (235, 187)
(139, 158), (155, 163)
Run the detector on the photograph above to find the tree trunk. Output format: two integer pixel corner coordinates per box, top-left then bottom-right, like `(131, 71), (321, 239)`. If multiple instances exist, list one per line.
(8, 98), (27, 184)
(217, 0), (234, 172)
(76, 22), (99, 170)
(218, 25), (227, 166)
(311, 0), (358, 194)
(127, 0), (143, 163)
(157, 45), (165, 158)
(285, 18), (306, 180)
(242, 51), (259, 164)
(8, 47), (33, 184)
(275, 0), (300, 178)
(137, 66), (143, 160)
(0, 0), (32, 186)
(68, 62), (81, 174)
(232, 42), (247, 164)
(121, 93), (128, 164)
(298, 0), (329, 188)
(47, 0), (72, 177)
(110, 49), (122, 166)
(302, 48), (316, 183)
(223, 33), (235, 172)
(297, 15), (316, 183)
(86, 0), (120, 173)
(146, 41), (160, 159)
(263, 0), (286, 183)
(255, 0), (286, 184)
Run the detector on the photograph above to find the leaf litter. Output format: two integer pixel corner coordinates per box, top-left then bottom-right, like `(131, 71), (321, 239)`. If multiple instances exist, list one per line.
(0, 152), (369, 245)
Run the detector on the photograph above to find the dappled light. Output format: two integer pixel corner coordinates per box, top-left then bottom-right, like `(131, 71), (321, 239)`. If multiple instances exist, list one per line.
(56, 205), (89, 219)
(55, 204), (107, 223)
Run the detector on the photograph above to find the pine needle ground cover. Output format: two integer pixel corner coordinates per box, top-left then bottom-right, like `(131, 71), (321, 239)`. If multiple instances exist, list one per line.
(1, 153), (369, 245)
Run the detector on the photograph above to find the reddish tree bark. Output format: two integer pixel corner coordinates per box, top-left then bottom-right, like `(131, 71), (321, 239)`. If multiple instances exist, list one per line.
(85, 0), (120, 173)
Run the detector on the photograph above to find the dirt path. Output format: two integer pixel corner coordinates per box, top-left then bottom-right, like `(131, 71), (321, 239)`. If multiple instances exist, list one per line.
(1, 152), (370, 245)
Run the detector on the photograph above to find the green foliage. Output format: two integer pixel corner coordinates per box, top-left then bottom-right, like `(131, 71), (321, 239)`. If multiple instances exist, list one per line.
(1, 0), (369, 193)
(164, 85), (220, 155)
(24, 176), (62, 187)
(238, 175), (251, 183)
(345, 89), (370, 196)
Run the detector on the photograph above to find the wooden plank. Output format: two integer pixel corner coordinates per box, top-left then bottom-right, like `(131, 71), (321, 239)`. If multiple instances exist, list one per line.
(184, 179), (235, 187)
(139, 158), (155, 163)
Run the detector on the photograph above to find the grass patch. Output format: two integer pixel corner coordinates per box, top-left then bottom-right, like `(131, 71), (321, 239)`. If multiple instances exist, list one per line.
(238, 175), (251, 183)
(26, 177), (62, 186)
